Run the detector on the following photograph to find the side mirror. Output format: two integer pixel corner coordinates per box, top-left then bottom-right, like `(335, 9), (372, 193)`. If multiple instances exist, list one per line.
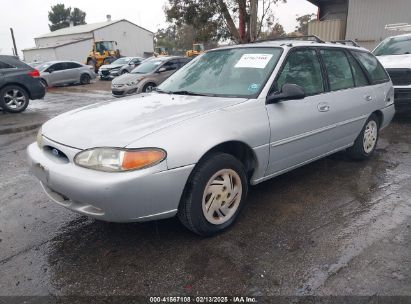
(266, 83), (305, 104)
(48, 69), (54, 73)
(157, 67), (166, 73)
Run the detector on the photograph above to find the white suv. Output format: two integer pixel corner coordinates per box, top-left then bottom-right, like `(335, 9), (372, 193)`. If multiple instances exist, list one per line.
(374, 33), (411, 111)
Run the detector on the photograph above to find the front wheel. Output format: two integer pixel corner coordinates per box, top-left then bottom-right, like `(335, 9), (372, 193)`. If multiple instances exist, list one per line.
(347, 114), (380, 160)
(0, 85), (29, 113)
(178, 153), (248, 236)
(142, 82), (156, 93)
(80, 74), (91, 85)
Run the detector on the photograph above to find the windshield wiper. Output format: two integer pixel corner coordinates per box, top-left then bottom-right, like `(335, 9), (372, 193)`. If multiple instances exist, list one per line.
(155, 88), (169, 94)
(169, 90), (215, 96)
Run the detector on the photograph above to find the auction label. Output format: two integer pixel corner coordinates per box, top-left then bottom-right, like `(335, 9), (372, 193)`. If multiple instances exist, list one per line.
(234, 54), (273, 69)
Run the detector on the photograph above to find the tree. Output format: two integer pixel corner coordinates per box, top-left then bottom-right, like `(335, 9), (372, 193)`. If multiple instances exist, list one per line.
(164, 0), (286, 44)
(260, 22), (286, 39)
(48, 4), (86, 32)
(70, 8), (87, 27)
(295, 13), (315, 35)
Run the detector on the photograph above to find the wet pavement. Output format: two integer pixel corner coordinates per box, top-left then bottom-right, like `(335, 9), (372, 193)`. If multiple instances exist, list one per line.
(0, 88), (410, 297)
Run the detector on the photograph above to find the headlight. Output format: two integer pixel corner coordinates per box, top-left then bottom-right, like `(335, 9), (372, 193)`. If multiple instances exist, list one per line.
(37, 127), (43, 148)
(74, 148), (166, 172)
(126, 78), (143, 86)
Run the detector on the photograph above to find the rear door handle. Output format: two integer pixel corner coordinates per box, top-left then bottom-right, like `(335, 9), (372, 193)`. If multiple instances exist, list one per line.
(317, 102), (330, 112)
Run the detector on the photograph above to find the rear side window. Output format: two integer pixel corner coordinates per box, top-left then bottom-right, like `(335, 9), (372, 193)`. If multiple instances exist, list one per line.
(0, 61), (14, 69)
(320, 49), (354, 91)
(351, 51), (389, 84)
(65, 62), (82, 69)
(48, 63), (64, 72)
(276, 49), (324, 96)
(346, 53), (369, 87)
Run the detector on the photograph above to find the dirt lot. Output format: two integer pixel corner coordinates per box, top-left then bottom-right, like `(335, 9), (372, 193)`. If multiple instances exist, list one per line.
(0, 86), (410, 300)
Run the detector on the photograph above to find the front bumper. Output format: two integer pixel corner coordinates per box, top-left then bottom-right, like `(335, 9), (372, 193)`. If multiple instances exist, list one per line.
(394, 87), (411, 110)
(111, 85), (139, 97)
(99, 69), (120, 79)
(27, 140), (194, 222)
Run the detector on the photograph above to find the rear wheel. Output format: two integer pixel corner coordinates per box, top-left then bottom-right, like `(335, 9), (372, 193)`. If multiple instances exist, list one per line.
(80, 74), (91, 85)
(178, 153), (248, 236)
(347, 114), (380, 160)
(142, 82), (156, 92)
(0, 85), (29, 113)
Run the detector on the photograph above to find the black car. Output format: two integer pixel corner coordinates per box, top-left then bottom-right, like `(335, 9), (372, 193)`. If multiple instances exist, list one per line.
(0, 55), (46, 113)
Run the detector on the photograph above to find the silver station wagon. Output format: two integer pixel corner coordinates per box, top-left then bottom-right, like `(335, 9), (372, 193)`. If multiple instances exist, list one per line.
(27, 37), (395, 236)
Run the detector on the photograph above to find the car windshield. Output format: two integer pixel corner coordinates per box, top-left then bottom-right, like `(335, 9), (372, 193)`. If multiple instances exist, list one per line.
(373, 36), (411, 56)
(131, 59), (163, 74)
(35, 62), (53, 71)
(158, 47), (283, 97)
(112, 57), (130, 65)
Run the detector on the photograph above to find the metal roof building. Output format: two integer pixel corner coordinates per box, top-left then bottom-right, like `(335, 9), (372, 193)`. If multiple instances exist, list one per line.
(307, 0), (411, 50)
(23, 19), (154, 63)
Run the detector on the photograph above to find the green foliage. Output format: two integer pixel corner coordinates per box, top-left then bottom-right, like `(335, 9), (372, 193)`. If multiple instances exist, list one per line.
(295, 13), (316, 35)
(164, 0), (286, 44)
(48, 4), (86, 32)
(260, 23), (286, 39)
(165, 0), (230, 43)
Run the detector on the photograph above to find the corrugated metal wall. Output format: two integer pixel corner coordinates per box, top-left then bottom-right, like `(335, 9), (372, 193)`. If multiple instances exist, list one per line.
(308, 20), (345, 41)
(346, 0), (411, 50)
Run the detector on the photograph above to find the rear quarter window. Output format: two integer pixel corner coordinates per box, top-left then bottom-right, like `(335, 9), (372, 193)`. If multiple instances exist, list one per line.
(320, 49), (355, 91)
(351, 51), (389, 84)
(0, 61), (14, 69)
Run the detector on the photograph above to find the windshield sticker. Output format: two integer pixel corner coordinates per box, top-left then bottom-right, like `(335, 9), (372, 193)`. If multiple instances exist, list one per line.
(235, 54), (273, 69)
(248, 83), (260, 92)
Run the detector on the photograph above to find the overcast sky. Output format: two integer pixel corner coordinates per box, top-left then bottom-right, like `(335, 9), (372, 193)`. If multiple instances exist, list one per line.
(0, 0), (317, 56)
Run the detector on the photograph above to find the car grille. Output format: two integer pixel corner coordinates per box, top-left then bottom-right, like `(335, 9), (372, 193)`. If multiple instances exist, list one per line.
(112, 91), (124, 96)
(386, 68), (411, 86)
(101, 70), (110, 75)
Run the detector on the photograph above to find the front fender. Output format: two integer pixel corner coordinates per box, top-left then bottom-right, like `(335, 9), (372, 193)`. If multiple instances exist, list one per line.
(126, 98), (271, 182)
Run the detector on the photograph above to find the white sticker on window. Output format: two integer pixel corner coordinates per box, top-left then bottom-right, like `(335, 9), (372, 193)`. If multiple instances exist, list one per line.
(234, 54), (273, 69)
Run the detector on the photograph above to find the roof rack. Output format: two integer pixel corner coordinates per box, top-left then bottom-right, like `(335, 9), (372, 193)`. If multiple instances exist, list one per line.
(330, 40), (360, 47)
(252, 35), (325, 44)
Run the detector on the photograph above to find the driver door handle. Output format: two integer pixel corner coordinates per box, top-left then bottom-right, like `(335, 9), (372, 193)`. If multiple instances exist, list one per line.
(317, 102), (330, 112)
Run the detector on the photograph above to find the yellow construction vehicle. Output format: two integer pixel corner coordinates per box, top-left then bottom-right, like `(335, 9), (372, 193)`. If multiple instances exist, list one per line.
(154, 46), (169, 56)
(86, 41), (121, 72)
(186, 43), (205, 58)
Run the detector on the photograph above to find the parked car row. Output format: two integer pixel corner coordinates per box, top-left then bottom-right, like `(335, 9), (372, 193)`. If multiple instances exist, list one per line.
(28, 39), (396, 235)
(98, 57), (144, 80)
(111, 56), (191, 96)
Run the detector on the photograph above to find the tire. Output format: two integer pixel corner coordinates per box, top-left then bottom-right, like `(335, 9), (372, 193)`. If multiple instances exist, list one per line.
(142, 82), (156, 92)
(80, 74), (91, 85)
(0, 85), (29, 113)
(347, 113), (380, 160)
(178, 153), (248, 236)
(40, 79), (48, 88)
(120, 70), (128, 75)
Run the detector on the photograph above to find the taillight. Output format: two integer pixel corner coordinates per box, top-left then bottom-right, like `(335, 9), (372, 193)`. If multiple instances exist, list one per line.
(28, 69), (40, 78)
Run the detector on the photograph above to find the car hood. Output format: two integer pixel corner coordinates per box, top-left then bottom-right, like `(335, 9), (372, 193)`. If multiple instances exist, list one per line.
(112, 73), (145, 85)
(100, 64), (123, 70)
(42, 93), (248, 149)
(377, 54), (411, 69)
